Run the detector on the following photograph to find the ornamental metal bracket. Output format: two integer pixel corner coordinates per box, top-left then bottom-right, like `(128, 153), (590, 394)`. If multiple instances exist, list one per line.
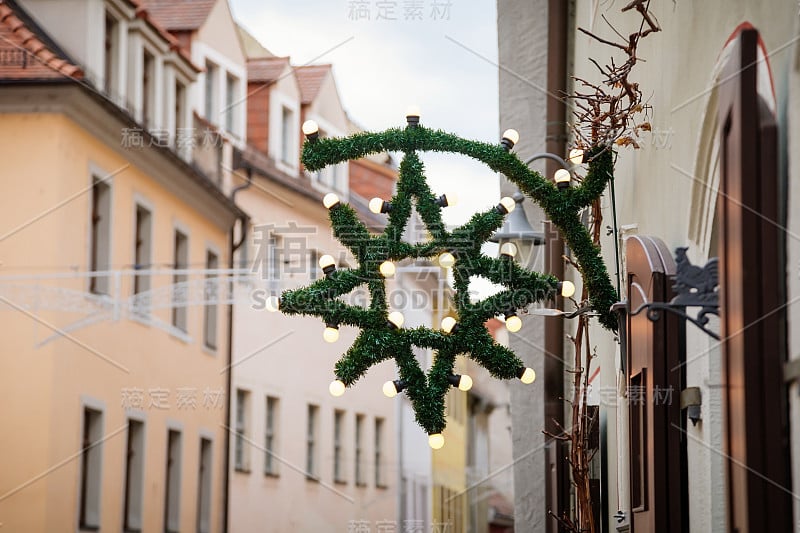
(629, 247), (720, 340)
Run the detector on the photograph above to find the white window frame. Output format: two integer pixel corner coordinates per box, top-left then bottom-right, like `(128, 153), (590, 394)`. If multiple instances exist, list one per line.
(355, 413), (366, 486)
(269, 92), (299, 175)
(87, 165), (114, 296)
(334, 409), (346, 483)
(235, 389), (250, 472)
(203, 244), (220, 353)
(264, 396), (279, 476)
(306, 404), (319, 480)
(170, 222), (190, 336)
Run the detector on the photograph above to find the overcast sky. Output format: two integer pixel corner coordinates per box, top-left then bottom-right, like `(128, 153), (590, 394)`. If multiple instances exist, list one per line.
(231, 0), (501, 226)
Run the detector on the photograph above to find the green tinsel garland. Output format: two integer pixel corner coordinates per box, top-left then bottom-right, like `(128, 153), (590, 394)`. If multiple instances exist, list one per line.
(277, 123), (617, 437)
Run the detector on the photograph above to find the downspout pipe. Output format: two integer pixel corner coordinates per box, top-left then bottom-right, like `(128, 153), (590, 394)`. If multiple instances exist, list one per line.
(544, 0), (569, 529)
(223, 163), (252, 532)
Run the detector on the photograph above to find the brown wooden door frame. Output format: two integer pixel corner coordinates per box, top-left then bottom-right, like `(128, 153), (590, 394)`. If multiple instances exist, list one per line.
(717, 28), (793, 532)
(625, 235), (686, 533)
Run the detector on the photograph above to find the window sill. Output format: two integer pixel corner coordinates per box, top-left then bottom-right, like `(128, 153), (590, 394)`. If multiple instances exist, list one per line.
(355, 482), (367, 488)
(305, 474), (320, 483)
(234, 467), (251, 475)
(79, 525), (100, 532)
(202, 344), (218, 357)
(376, 483), (389, 490)
(264, 471), (280, 478)
(334, 478), (347, 486)
(169, 328), (192, 344)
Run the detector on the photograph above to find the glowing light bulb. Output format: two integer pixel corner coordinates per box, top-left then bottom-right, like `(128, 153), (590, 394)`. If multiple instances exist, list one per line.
(559, 280), (576, 298)
(388, 311), (405, 329)
(329, 379), (345, 397)
(428, 433), (445, 450)
(518, 367), (536, 384)
(436, 193), (459, 207)
(497, 196), (516, 214)
(323, 193), (340, 209)
(379, 261), (396, 278)
(438, 252), (455, 268)
(501, 129), (519, 150)
(302, 120), (319, 140)
(458, 374), (473, 392)
(568, 148), (585, 165)
(369, 197), (391, 214)
(265, 296), (281, 313)
(500, 242), (518, 258)
(505, 314), (522, 333)
(319, 254), (336, 276)
(441, 316), (458, 334)
(382, 380), (398, 398)
(406, 105), (421, 126)
(554, 169), (571, 189)
(323, 325), (340, 343)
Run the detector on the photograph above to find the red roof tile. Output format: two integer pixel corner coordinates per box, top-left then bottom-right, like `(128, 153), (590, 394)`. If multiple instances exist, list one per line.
(247, 56), (290, 83)
(139, 0), (216, 31)
(0, 1), (83, 80)
(294, 64), (331, 104)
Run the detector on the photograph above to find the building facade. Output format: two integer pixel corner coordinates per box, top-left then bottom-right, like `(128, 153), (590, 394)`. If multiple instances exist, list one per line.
(498, 1), (799, 532)
(0, 1), (243, 531)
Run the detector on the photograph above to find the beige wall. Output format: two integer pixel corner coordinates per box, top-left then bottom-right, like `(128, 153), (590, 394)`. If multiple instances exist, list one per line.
(0, 113), (230, 532)
(229, 179), (398, 532)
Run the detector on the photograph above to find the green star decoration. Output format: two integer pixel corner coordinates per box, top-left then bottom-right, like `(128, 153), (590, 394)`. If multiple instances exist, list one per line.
(272, 117), (618, 444)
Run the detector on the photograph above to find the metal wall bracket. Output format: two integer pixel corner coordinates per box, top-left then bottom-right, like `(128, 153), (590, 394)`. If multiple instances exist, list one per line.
(629, 247), (720, 340)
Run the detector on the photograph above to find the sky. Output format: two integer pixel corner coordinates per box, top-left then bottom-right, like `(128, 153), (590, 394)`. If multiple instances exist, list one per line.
(230, 0), (501, 226)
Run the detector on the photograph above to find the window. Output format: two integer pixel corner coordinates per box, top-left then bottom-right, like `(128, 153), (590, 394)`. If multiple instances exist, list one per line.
(171, 230), (188, 332)
(306, 404), (319, 479)
(142, 50), (154, 128)
(235, 389), (250, 471)
(89, 177), (111, 294)
(264, 396), (278, 476)
(103, 12), (118, 96)
(133, 205), (152, 307)
(309, 250), (319, 281)
(280, 106), (293, 164)
(174, 81), (186, 153)
(203, 250), (218, 350)
(123, 419), (144, 532)
(79, 407), (103, 530)
(204, 62), (216, 122)
(630, 369), (647, 511)
(333, 410), (345, 483)
(196, 438), (212, 533)
(268, 233), (282, 294)
(225, 74), (236, 134)
(375, 417), (386, 487)
(164, 430), (182, 533)
(355, 414), (365, 486)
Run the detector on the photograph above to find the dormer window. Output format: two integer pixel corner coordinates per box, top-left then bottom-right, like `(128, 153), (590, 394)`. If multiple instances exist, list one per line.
(205, 61), (217, 122)
(142, 50), (154, 128)
(225, 73), (237, 135)
(280, 106), (294, 165)
(103, 12), (119, 96)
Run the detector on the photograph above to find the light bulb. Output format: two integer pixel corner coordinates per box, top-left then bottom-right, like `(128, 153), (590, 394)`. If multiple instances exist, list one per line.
(302, 120), (319, 140)
(568, 148), (585, 165)
(323, 193), (340, 209)
(554, 169), (571, 189)
(559, 280), (576, 298)
(265, 296), (281, 312)
(323, 324), (339, 343)
(329, 379), (345, 397)
(382, 380), (398, 398)
(436, 193), (458, 207)
(319, 254), (336, 276)
(500, 242), (518, 258)
(369, 197), (391, 214)
(501, 129), (519, 150)
(505, 314), (522, 333)
(428, 433), (445, 450)
(518, 367), (536, 384)
(406, 105), (421, 126)
(497, 196), (516, 214)
(387, 311), (405, 329)
(441, 316), (458, 334)
(458, 375), (473, 392)
(438, 252), (455, 268)
(379, 261), (396, 278)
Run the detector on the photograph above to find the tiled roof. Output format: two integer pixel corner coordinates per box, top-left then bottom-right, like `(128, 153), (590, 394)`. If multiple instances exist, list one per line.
(0, 0), (83, 80)
(247, 56), (289, 83)
(294, 64), (331, 104)
(138, 0), (216, 31)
